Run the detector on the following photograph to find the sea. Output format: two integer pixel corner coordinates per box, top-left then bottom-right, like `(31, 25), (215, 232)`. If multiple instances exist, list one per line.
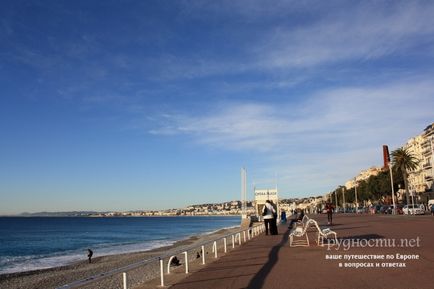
(0, 216), (241, 275)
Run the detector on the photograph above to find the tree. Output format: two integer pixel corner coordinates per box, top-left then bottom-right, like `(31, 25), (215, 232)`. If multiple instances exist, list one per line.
(391, 147), (419, 205)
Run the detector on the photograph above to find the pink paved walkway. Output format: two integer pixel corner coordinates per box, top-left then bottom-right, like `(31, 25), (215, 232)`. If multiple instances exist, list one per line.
(167, 214), (434, 289)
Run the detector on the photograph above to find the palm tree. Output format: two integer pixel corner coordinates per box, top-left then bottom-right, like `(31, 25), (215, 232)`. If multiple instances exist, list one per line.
(391, 148), (419, 206)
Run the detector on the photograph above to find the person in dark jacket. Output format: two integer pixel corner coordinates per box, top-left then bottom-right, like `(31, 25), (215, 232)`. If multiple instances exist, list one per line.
(288, 209), (305, 229)
(87, 249), (93, 263)
(171, 256), (181, 266)
(326, 203), (334, 225)
(262, 200), (277, 235)
(280, 210), (287, 224)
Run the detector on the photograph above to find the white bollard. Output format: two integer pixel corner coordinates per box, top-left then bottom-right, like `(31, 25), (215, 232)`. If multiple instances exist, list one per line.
(159, 259), (164, 287)
(183, 251), (189, 274)
(123, 272), (127, 289)
(212, 241), (218, 258)
(243, 231), (246, 242)
(223, 237), (227, 253)
(201, 245), (205, 265)
(232, 235), (235, 248)
(238, 233), (241, 245)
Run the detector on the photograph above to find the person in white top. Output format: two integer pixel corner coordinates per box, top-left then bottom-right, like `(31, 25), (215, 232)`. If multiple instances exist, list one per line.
(262, 200), (277, 235)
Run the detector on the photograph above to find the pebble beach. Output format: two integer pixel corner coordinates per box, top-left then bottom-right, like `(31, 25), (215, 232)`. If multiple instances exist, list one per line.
(0, 226), (243, 289)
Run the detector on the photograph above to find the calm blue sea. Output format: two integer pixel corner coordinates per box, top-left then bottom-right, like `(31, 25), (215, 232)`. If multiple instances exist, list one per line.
(0, 216), (241, 274)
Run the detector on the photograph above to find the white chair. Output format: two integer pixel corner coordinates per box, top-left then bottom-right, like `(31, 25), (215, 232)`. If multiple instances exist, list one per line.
(299, 215), (309, 225)
(308, 219), (338, 246)
(289, 216), (311, 247)
(291, 214), (309, 230)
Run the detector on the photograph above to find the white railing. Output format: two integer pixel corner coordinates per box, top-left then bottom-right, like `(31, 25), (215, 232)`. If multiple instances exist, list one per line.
(57, 223), (265, 289)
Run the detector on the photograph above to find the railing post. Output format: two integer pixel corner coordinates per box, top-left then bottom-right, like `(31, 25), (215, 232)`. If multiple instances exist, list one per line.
(212, 241), (218, 258)
(123, 272), (128, 289)
(159, 258), (164, 287)
(232, 234), (235, 248)
(238, 233), (241, 245)
(183, 251), (189, 274)
(243, 231), (246, 242)
(247, 229), (251, 240)
(223, 237), (227, 253)
(201, 245), (205, 265)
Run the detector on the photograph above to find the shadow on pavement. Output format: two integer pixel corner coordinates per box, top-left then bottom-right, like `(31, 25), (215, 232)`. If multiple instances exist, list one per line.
(338, 234), (384, 240)
(246, 229), (290, 289)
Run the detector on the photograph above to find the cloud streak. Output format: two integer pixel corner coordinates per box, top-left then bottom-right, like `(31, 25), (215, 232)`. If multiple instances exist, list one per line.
(150, 79), (434, 195)
(126, 1), (434, 84)
(255, 1), (434, 69)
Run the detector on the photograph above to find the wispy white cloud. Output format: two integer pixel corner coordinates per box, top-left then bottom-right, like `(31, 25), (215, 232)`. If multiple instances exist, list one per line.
(135, 1), (434, 82)
(256, 1), (434, 69)
(149, 79), (434, 195)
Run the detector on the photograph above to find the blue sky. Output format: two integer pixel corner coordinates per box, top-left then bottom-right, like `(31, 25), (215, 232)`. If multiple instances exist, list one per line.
(1, 0), (434, 214)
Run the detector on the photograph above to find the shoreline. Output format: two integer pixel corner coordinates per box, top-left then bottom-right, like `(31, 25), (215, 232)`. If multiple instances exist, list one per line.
(0, 214), (243, 218)
(0, 216), (241, 276)
(0, 226), (242, 289)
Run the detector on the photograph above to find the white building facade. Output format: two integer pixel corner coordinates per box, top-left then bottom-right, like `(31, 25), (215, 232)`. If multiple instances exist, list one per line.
(254, 188), (279, 219)
(404, 123), (434, 202)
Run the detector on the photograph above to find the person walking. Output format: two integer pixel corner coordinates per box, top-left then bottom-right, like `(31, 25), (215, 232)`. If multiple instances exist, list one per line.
(262, 200), (276, 235)
(280, 210), (287, 224)
(87, 249), (93, 264)
(270, 201), (278, 235)
(326, 203), (334, 225)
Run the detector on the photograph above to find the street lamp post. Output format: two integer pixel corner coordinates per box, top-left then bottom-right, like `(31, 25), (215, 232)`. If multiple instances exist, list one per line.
(431, 136), (434, 191)
(410, 185), (415, 215)
(342, 187), (346, 212)
(389, 163), (397, 215)
(354, 178), (359, 210)
(334, 190), (338, 209)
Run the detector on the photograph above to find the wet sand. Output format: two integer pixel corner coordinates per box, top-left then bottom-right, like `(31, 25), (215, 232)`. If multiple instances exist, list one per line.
(0, 226), (244, 289)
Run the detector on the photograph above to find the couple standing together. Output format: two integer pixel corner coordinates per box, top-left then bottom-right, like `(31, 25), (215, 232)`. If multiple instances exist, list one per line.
(262, 200), (278, 235)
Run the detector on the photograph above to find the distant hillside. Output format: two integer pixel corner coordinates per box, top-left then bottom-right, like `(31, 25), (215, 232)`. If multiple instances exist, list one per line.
(18, 211), (101, 217)
(10, 197), (321, 217)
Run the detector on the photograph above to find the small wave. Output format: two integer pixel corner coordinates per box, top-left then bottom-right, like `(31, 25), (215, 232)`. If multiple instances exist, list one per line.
(0, 239), (175, 275)
(200, 225), (240, 236)
(0, 253), (84, 275)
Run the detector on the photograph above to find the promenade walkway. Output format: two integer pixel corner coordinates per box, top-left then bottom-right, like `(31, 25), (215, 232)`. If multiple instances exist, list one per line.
(142, 214), (434, 289)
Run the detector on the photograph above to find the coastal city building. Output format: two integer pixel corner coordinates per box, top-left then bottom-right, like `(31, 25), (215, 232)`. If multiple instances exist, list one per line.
(323, 123), (434, 209)
(404, 135), (426, 193)
(421, 123), (434, 194)
(339, 122), (434, 207)
(344, 167), (382, 190)
(278, 197), (325, 215)
(404, 123), (434, 202)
